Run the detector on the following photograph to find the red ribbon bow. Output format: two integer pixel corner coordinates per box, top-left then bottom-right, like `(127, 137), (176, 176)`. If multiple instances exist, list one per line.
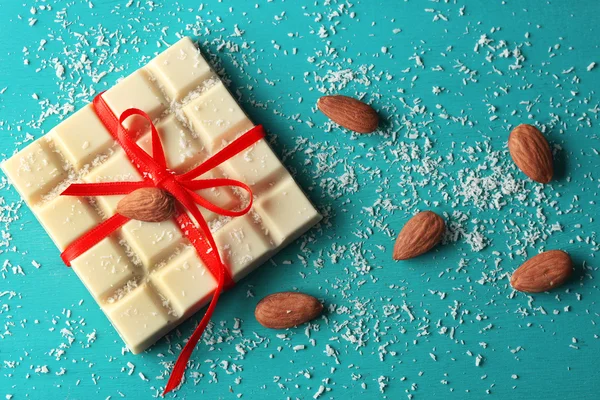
(60, 93), (264, 394)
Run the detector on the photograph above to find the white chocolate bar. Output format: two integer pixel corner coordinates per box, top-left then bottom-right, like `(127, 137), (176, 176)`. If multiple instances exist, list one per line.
(2, 37), (321, 354)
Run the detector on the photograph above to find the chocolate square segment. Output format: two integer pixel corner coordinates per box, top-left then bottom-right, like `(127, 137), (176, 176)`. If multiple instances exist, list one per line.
(254, 174), (322, 246)
(1, 37), (321, 355)
(148, 37), (213, 101)
(121, 219), (183, 270)
(106, 284), (173, 354)
(151, 246), (218, 318)
(52, 104), (114, 169)
(103, 69), (168, 134)
(183, 81), (254, 152)
(2, 138), (66, 203)
(214, 214), (274, 281)
(222, 139), (286, 191)
(35, 196), (100, 251)
(71, 237), (136, 300)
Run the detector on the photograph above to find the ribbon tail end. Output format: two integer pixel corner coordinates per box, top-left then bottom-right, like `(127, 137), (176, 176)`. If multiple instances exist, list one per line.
(60, 254), (72, 267)
(162, 377), (181, 396)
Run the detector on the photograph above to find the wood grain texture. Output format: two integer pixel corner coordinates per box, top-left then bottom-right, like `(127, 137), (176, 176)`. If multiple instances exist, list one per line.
(1, 1), (599, 399)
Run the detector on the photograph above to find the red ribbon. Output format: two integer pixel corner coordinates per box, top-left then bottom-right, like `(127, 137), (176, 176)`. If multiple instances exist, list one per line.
(60, 92), (264, 395)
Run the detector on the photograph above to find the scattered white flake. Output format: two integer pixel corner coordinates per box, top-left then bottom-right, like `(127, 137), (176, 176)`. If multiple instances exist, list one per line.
(0, 4), (596, 399)
(475, 354), (484, 367)
(53, 59), (65, 79)
(313, 385), (326, 399)
(377, 376), (388, 393)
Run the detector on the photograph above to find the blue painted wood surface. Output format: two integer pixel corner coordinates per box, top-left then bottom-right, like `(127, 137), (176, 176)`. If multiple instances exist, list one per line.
(1, 0), (599, 398)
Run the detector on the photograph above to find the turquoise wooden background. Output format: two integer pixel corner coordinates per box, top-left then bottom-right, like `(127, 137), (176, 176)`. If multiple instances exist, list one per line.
(1, 0), (599, 398)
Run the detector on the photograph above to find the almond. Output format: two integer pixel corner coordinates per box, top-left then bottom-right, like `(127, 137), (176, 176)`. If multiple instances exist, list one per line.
(393, 211), (445, 260)
(255, 292), (323, 329)
(510, 250), (572, 293)
(317, 95), (378, 133)
(117, 187), (175, 222)
(508, 124), (553, 183)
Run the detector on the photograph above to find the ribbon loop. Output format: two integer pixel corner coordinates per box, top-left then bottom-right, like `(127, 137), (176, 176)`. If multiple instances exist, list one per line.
(181, 178), (254, 218)
(58, 92), (265, 395)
